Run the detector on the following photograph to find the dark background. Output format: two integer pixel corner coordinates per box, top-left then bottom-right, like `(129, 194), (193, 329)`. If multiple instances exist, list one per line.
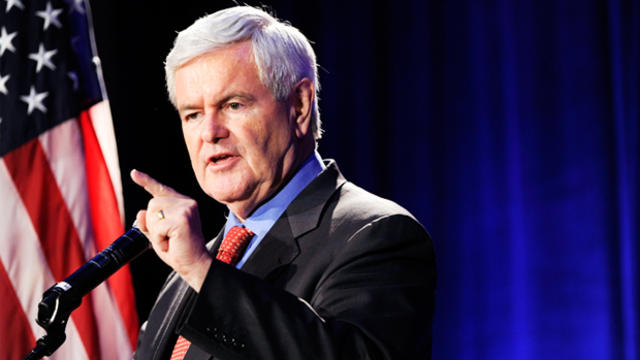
(88, 1), (639, 359)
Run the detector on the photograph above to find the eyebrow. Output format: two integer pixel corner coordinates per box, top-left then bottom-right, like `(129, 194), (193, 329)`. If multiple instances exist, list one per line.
(217, 92), (256, 105)
(178, 92), (256, 114)
(178, 104), (199, 114)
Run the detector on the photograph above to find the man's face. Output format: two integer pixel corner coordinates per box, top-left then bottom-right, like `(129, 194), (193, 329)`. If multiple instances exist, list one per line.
(174, 41), (301, 219)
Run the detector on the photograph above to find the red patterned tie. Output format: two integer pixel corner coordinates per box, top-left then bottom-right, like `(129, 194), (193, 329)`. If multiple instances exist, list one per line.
(170, 226), (254, 360)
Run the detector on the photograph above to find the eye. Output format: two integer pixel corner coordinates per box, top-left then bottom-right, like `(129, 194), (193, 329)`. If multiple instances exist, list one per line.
(227, 102), (244, 111)
(184, 112), (201, 122)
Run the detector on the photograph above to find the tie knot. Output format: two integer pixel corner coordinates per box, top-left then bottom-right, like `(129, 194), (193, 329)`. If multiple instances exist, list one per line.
(216, 226), (254, 266)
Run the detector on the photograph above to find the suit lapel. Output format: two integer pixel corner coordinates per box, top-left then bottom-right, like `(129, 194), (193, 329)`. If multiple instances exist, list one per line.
(239, 215), (299, 278)
(138, 270), (193, 360)
(239, 161), (346, 279)
(148, 230), (224, 359)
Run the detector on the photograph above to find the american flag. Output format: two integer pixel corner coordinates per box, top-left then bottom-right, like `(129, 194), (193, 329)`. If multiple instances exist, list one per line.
(0, 0), (138, 358)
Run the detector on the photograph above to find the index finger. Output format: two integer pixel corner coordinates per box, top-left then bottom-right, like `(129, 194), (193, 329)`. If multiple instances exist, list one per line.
(130, 169), (179, 197)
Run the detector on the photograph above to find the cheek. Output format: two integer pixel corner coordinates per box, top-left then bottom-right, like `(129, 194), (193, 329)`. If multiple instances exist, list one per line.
(234, 105), (292, 175)
(236, 121), (268, 159)
(237, 141), (268, 181)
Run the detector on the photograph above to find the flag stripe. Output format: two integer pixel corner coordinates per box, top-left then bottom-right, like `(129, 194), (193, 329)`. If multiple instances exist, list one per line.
(0, 259), (35, 360)
(2, 138), (101, 360)
(88, 101), (125, 224)
(0, 159), (89, 360)
(39, 119), (97, 259)
(40, 118), (134, 358)
(80, 109), (139, 347)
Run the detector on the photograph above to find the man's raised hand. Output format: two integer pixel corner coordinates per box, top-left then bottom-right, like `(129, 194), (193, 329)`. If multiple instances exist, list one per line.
(131, 169), (212, 292)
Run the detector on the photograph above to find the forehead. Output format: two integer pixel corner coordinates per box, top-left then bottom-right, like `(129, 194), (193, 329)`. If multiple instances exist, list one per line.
(174, 41), (262, 103)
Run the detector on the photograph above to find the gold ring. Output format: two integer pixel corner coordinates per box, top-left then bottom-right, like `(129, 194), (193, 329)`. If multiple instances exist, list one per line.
(157, 209), (165, 220)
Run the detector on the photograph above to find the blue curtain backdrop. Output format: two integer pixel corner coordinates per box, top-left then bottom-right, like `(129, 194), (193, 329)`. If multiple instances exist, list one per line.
(91, 0), (639, 358)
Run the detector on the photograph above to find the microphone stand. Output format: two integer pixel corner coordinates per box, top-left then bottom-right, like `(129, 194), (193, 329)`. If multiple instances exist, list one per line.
(23, 227), (148, 359)
(23, 284), (79, 360)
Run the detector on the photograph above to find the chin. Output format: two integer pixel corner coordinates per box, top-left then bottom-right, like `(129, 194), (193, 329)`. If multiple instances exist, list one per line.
(206, 182), (253, 205)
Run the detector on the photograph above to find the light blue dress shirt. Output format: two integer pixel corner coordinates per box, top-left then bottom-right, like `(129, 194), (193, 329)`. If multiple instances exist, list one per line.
(223, 151), (325, 269)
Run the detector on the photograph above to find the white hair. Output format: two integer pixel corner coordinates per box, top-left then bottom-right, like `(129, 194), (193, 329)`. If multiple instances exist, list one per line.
(165, 6), (322, 140)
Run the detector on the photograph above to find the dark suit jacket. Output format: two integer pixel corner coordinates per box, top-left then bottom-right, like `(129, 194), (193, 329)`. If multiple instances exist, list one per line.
(135, 161), (436, 359)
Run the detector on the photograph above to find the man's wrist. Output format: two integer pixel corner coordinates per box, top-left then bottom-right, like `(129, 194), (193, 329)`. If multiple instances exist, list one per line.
(181, 253), (213, 292)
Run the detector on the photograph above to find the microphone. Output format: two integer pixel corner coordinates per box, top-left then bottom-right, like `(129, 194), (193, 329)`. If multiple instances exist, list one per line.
(25, 227), (149, 359)
(36, 226), (149, 330)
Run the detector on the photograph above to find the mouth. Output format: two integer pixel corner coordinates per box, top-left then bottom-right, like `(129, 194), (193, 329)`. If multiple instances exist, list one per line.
(210, 154), (234, 163)
(207, 153), (239, 168)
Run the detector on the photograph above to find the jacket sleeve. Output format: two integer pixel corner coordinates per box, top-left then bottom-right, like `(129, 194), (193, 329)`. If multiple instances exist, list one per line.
(178, 214), (436, 360)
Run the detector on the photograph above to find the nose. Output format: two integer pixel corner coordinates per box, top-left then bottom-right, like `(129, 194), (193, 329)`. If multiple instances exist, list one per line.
(201, 112), (229, 144)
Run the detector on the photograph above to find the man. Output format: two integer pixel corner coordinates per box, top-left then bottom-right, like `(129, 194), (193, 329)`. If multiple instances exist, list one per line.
(133, 6), (435, 360)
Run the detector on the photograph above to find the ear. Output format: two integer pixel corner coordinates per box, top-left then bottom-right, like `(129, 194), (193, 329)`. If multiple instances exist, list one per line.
(289, 78), (314, 139)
